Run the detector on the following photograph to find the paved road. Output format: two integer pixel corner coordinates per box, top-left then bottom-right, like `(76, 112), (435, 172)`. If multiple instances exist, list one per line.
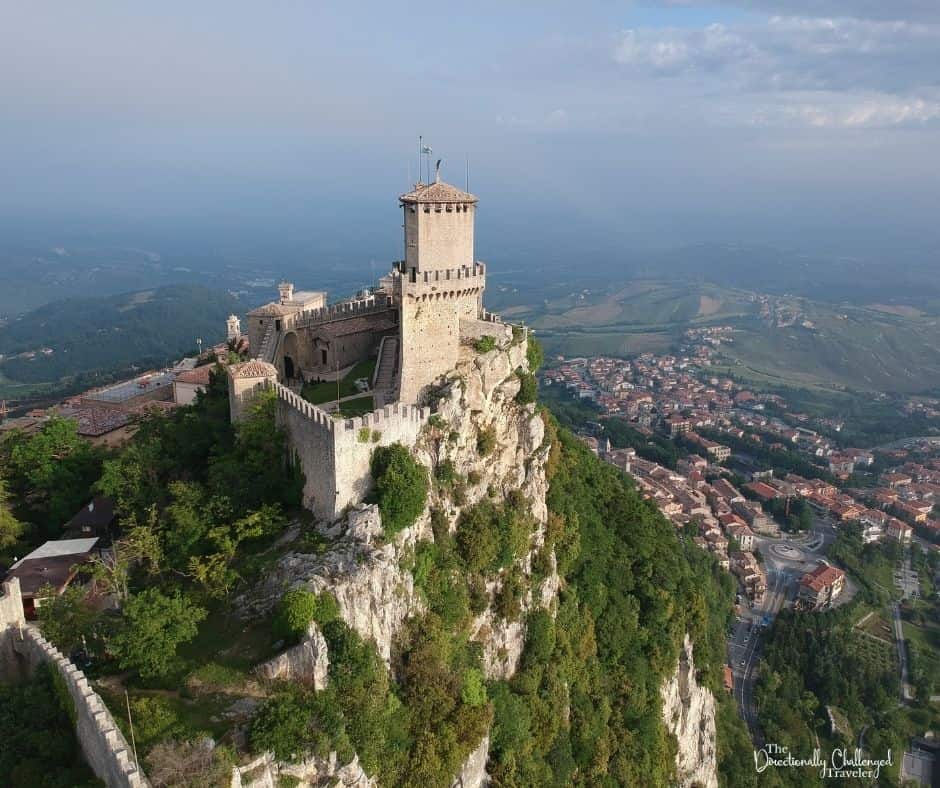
(893, 548), (916, 703)
(729, 512), (837, 744)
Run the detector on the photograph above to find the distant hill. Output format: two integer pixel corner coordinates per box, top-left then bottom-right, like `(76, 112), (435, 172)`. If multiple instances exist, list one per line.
(0, 284), (240, 389)
(504, 278), (940, 395)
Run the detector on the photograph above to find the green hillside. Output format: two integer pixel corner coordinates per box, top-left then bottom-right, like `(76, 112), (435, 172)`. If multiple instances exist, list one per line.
(504, 279), (940, 394)
(0, 284), (241, 393)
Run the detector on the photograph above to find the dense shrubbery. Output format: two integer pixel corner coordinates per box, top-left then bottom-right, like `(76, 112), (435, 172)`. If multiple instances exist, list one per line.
(272, 588), (340, 644)
(515, 370), (538, 405)
(526, 335), (544, 373)
(754, 605), (905, 786)
(1, 416), (105, 541)
(371, 443), (428, 537)
(476, 426), (497, 456)
(474, 335), (497, 353)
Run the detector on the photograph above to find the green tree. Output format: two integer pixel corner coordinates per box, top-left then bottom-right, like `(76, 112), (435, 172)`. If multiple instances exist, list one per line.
(37, 583), (99, 653)
(96, 436), (169, 521)
(5, 417), (103, 528)
(207, 389), (303, 512)
(112, 589), (206, 679)
(370, 443), (428, 537)
(87, 514), (162, 602)
(0, 478), (24, 552)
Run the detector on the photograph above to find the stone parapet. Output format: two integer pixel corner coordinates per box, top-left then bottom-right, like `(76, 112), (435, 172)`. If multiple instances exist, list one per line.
(11, 624), (149, 787)
(286, 297), (393, 331)
(272, 381), (336, 431)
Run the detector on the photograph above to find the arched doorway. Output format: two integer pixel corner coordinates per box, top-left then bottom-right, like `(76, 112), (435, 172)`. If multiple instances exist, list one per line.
(282, 331), (302, 381)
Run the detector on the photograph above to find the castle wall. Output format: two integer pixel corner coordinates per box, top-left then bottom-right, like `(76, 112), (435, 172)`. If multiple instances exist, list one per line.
(0, 577), (26, 679)
(459, 314), (513, 345)
(275, 384), (339, 520)
(273, 383), (429, 521)
(247, 317), (269, 358)
(0, 580), (149, 787)
(331, 404), (430, 515)
(404, 204), (475, 272)
(398, 293), (460, 404)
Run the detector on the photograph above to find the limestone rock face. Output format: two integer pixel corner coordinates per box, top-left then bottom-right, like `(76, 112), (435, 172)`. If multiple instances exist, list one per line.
(429, 342), (556, 680)
(661, 634), (719, 788)
(243, 505), (423, 663)
(255, 621), (329, 688)
(451, 735), (489, 788)
(233, 751), (376, 788)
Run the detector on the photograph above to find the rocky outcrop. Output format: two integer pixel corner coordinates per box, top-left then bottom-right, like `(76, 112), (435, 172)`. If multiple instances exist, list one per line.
(661, 634), (719, 788)
(233, 751), (376, 788)
(452, 735), (489, 788)
(255, 621), (329, 688)
(424, 342), (557, 679)
(243, 505), (423, 663)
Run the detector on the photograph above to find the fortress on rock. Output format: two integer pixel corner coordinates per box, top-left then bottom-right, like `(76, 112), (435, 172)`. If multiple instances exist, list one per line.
(227, 171), (510, 520)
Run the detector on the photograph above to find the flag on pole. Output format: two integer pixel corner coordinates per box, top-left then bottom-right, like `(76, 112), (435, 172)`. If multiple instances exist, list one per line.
(421, 145), (432, 155)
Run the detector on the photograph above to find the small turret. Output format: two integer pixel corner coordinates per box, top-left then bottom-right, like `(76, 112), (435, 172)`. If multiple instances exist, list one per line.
(278, 281), (295, 304)
(226, 314), (242, 341)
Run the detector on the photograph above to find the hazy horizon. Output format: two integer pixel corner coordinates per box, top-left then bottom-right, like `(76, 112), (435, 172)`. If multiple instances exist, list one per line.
(3, 1), (940, 279)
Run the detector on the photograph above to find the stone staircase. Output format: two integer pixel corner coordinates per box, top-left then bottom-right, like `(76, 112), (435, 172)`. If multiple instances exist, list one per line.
(256, 322), (277, 363)
(373, 336), (399, 406)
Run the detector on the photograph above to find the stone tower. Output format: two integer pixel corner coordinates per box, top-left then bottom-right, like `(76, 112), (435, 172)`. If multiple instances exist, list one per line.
(226, 314), (242, 341)
(395, 175), (486, 403)
(227, 360), (278, 422)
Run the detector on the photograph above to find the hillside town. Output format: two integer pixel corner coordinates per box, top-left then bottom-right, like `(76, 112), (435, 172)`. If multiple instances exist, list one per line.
(543, 327), (940, 562)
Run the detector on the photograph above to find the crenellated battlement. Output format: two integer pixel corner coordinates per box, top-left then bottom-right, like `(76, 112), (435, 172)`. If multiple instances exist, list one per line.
(393, 261), (486, 290)
(272, 381), (335, 431)
(338, 401), (430, 434)
(2, 608), (150, 787)
(286, 296), (394, 331)
(272, 380), (432, 520)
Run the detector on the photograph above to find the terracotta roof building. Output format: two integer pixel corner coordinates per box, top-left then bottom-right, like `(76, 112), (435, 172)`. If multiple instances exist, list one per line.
(798, 563), (845, 610)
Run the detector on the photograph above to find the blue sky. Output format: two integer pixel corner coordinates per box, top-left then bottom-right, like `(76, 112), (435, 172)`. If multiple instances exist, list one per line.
(2, 1), (939, 267)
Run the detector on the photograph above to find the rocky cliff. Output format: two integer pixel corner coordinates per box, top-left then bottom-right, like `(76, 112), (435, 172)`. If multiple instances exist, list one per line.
(239, 336), (555, 787)
(661, 634), (719, 788)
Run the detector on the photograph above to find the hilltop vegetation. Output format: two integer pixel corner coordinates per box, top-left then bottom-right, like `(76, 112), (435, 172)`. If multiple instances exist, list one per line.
(0, 284), (240, 393)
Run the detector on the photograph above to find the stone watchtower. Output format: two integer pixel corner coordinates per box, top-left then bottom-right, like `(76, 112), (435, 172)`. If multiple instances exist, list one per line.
(227, 360), (278, 422)
(395, 173), (486, 403)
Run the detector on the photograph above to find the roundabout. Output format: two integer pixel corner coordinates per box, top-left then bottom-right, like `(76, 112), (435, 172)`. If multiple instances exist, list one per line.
(769, 542), (806, 563)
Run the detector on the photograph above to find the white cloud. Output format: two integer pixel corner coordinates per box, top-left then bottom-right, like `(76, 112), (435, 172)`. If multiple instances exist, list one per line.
(612, 15), (940, 128)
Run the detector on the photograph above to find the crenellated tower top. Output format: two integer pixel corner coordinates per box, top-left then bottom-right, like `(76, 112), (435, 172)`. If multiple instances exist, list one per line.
(400, 176), (477, 274)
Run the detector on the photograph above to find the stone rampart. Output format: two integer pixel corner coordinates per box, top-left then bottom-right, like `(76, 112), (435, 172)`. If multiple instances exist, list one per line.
(285, 296), (393, 331)
(0, 577), (26, 678)
(274, 383), (430, 521)
(0, 580), (149, 787)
